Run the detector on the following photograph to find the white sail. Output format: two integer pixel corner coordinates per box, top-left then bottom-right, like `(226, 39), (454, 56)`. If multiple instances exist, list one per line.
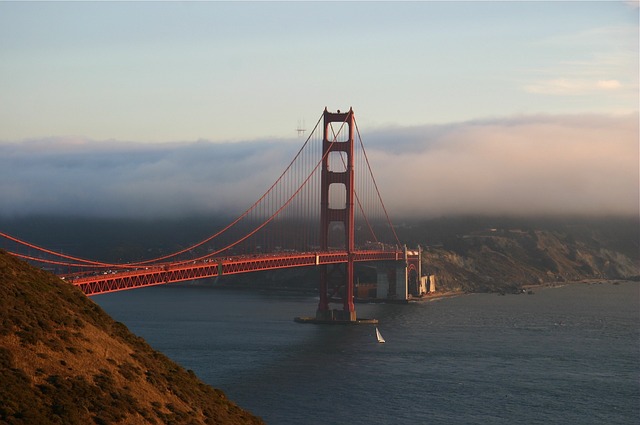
(376, 327), (385, 343)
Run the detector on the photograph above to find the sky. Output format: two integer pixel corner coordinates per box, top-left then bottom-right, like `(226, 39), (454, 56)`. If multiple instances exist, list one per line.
(0, 1), (638, 219)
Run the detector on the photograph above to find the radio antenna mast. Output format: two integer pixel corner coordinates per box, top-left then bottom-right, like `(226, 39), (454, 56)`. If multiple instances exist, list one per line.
(296, 118), (306, 137)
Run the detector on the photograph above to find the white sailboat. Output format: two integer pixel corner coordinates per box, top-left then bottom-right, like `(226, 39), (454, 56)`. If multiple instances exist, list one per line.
(375, 327), (385, 344)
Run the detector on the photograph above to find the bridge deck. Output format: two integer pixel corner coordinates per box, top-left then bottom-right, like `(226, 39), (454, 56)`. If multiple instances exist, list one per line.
(71, 250), (413, 296)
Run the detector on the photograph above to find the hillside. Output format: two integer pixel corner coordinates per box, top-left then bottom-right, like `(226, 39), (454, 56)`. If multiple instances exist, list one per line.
(0, 250), (264, 425)
(411, 217), (639, 293)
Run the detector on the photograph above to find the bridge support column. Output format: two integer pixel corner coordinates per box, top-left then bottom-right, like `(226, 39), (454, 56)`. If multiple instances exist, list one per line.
(376, 262), (408, 301)
(316, 107), (357, 322)
(375, 246), (422, 300)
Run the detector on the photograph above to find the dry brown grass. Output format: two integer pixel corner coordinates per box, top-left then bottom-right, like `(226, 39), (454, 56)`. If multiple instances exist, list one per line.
(0, 250), (265, 425)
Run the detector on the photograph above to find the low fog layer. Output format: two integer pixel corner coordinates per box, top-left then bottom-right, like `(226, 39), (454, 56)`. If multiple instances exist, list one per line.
(1, 113), (637, 219)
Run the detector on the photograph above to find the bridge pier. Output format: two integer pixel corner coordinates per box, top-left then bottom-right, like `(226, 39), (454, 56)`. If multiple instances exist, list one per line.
(316, 261), (357, 322)
(376, 262), (407, 301)
(376, 246), (422, 301)
(315, 307), (357, 322)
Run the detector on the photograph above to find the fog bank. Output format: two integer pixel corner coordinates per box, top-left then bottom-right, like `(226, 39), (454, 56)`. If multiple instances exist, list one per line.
(1, 113), (637, 219)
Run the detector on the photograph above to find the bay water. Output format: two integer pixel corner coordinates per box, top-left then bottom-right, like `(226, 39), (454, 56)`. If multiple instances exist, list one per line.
(94, 281), (639, 424)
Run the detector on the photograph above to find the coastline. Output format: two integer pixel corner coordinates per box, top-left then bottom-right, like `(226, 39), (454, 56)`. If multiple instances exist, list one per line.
(189, 278), (636, 304)
(354, 290), (466, 304)
(522, 278), (637, 291)
(407, 279), (637, 303)
(408, 290), (466, 302)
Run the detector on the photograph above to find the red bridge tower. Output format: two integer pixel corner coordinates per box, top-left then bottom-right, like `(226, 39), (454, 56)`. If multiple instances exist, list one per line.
(316, 107), (357, 322)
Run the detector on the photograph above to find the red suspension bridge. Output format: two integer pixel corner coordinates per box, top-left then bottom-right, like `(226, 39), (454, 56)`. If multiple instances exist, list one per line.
(2, 108), (421, 322)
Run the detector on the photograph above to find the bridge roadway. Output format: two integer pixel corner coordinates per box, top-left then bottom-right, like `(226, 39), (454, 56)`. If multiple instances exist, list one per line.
(71, 250), (411, 296)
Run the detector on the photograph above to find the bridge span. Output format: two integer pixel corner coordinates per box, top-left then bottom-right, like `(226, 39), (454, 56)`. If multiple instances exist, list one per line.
(67, 249), (415, 296)
(3, 107), (424, 322)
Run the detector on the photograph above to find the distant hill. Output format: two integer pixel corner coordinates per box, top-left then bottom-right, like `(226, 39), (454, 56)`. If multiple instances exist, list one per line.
(0, 250), (264, 425)
(403, 216), (639, 293)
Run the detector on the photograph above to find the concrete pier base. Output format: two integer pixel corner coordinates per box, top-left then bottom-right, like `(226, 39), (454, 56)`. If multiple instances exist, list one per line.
(294, 316), (378, 325)
(294, 308), (376, 324)
(305, 308), (359, 323)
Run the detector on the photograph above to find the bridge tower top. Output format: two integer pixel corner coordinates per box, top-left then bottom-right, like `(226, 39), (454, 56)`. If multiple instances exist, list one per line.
(320, 107), (355, 251)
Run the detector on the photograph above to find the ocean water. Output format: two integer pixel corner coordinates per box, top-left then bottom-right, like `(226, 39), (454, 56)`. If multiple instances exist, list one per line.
(94, 281), (639, 425)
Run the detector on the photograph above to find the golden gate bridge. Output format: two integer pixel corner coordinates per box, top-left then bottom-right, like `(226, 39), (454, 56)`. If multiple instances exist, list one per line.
(1, 108), (421, 323)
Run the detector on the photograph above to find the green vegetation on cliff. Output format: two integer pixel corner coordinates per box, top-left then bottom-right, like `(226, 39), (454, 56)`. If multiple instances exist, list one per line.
(0, 250), (264, 425)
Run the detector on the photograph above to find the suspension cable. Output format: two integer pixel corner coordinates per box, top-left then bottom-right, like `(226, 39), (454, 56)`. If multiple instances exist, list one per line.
(1, 113), (325, 268)
(328, 120), (378, 244)
(170, 114), (351, 266)
(354, 119), (402, 247)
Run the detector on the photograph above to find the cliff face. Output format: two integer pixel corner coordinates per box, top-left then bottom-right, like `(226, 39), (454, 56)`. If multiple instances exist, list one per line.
(421, 227), (639, 293)
(0, 250), (264, 425)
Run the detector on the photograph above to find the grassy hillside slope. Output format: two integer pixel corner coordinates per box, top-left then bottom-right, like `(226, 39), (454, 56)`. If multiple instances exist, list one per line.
(417, 221), (639, 293)
(0, 250), (264, 425)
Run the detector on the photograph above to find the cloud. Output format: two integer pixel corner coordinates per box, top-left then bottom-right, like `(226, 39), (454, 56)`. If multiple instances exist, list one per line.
(0, 138), (299, 218)
(524, 78), (623, 95)
(0, 112), (638, 219)
(597, 79), (622, 89)
(365, 113), (639, 218)
(523, 24), (637, 100)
